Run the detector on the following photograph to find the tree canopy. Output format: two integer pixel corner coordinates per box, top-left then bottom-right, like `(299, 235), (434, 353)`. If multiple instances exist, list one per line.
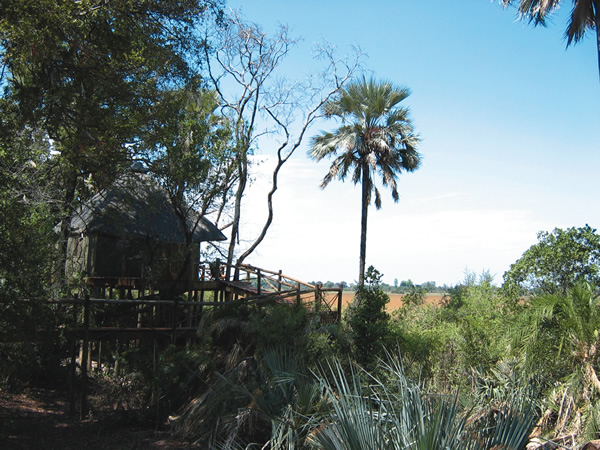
(0, 0), (224, 291)
(503, 225), (600, 297)
(0, 0), (217, 181)
(501, 0), (600, 78)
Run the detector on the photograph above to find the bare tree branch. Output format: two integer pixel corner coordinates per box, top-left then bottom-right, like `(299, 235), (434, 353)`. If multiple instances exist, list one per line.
(204, 10), (362, 278)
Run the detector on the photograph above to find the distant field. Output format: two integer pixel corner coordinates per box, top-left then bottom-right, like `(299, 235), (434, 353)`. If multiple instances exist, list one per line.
(338, 292), (446, 311)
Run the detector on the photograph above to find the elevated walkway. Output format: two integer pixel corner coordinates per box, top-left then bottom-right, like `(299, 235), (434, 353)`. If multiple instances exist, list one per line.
(42, 262), (343, 419)
(53, 263), (343, 344)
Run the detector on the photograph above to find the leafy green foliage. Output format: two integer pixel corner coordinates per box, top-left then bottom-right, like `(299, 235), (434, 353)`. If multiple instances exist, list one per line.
(0, 99), (67, 387)
(0, 100), (57, 296)
(516, 284), (600, 387)
(391, 271), (512, 393)
(480, 281), (600, 443)
(309, 353), (538, 450)
(346, 266), (390, 370)
(171, 302), (349, 446)
(1, 0), (225, 293)
(1, 0), (216, 176)
(143, 88), (234, 214)
(503, 225), (600, 297)
(250, 303), (309, 354)
(403, 284), (426, 306)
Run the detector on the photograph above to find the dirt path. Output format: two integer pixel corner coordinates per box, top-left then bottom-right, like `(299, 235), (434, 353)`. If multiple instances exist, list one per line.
(0, 388), (196, 449)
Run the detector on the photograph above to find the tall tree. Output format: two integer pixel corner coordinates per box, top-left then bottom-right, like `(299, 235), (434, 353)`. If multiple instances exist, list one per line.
(142, 87), (235, 230)
(503, 225), (600, 297)
(140, 86), (235, 292)
(0, 0), (221, 290)
(203, 11), (359, 279)
(309, 77), (421, 286)
(501, 0), (600, 78)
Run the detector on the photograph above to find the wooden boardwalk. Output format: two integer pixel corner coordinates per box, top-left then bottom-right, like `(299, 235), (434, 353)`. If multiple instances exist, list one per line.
(52, 262), (343, 347)
(43, 263), (344, 418)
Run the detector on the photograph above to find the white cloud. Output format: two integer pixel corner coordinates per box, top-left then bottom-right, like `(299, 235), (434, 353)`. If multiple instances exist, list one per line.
(235, 155), (553, 286)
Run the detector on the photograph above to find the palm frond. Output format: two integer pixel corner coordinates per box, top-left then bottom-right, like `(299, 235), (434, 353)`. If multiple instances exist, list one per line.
(566, 0), (595, 44)
(309, 77), (421, 207)
(309, 360), (390, 450)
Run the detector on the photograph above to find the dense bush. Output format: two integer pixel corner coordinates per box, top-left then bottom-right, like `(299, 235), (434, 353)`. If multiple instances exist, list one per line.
(346, 266), (390, 370)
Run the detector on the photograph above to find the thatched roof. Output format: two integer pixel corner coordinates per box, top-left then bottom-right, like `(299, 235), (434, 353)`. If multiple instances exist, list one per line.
(69, 173), (226, 244)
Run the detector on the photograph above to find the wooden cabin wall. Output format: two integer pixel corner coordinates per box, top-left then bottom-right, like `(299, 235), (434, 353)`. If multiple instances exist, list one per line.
(66, 234), (200, 291)
(151, 242), (200, 286)
(65, 234), (92, 282)
(94, 235), (145, 278)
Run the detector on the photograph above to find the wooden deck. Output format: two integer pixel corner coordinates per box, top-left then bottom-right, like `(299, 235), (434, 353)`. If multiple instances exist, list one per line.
(44, 262), (344, 419)
(55, 263), (343, 342)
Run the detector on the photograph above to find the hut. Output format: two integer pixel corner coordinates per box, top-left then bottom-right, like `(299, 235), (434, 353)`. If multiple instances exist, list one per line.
(65, 172), (226, 296)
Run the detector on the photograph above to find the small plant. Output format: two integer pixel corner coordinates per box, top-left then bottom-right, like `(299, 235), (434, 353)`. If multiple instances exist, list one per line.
(346, 266), (390, 370)
(403, 284), (426, 307)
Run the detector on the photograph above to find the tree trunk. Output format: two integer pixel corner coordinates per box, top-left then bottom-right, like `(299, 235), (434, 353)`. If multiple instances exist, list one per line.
(57, 174), (77, 294)
(236, 148), (281, 267)
(226, 150), (247, 281)
(358, 162), (369, 287)
(586, 361), (600, 394)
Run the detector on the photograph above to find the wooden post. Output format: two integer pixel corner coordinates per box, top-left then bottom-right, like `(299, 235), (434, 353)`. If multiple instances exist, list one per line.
(137, 302), (143, 329)
(68, 338), (77, 415)
(114, 340), (121, 376)
(315, 283), (322, 312)
(199, 288), (205, 313)
(69, 294), (78, 415)
(277, 270), (282, 293)
(337, 284), (343, 322)
(257, 269), (262, 295)
(80, 294), (90, 420)
(97, 341), (102, 373)
(171, 298), (178, 345)
(296, 282), (301, 307)
(87, 342), (92, 372)
(193, 289), (199, 327)
(187, 292), (193, 328)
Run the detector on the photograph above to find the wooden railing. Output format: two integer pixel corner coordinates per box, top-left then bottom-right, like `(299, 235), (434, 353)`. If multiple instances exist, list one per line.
(196, 262), (343, 320)
(47, 296), (201, 341)
(66, 262), (343, 330)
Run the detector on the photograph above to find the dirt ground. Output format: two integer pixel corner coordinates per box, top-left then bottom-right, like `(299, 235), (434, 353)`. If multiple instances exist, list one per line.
(0, 388), (197, 450)
(340, 292), (445, 310)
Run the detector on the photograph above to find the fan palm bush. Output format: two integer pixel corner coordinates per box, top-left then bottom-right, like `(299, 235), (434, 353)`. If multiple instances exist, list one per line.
(309, 351), (538, 450)
(514, 284), (600, 443)
(175, 345), (325, 448)
(174, 302), (342, 447)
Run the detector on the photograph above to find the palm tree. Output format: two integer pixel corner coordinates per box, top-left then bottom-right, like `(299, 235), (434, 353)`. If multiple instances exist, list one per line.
(502, 0), (600, 78)
(515, 284), (600, 440)
(309, 77), (421, 286)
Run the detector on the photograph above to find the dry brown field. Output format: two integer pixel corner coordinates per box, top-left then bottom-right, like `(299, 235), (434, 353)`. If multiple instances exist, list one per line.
(338, 292), (445, 311)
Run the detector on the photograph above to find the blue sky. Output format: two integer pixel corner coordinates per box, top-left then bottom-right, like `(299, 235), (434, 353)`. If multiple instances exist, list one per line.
(224, 1), (600, 287)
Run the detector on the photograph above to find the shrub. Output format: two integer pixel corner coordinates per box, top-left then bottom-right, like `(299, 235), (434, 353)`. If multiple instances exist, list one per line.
(346, 266), (390, 370)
